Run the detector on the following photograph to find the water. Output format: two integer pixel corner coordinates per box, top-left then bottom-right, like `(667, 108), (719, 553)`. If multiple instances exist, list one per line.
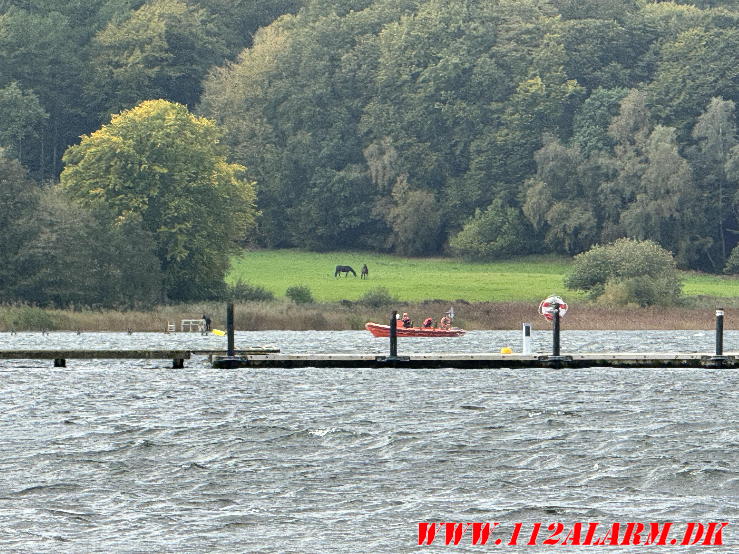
(0, 331), (736, 552)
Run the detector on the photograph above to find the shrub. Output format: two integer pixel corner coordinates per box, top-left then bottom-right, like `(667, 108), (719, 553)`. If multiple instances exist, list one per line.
(286, 285), (314, 304)
(357, 287), (396, 307)
(449, 199), (532, 261)
(226, 279), (274, 302)
(565, 238), (682, 306)
(3, 306), (59, 331)
(599, 276), (682, 307)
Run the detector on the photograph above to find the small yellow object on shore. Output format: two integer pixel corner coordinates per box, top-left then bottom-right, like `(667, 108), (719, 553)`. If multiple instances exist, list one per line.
(500, 346), (513, 354)
(211, 329), (226, 336)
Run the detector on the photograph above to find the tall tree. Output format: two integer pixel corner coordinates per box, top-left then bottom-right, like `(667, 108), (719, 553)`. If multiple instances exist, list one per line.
(385, 176), (443, 256)
(620, 125), (697, 265)
(522, 135), (601, 254)
(60, 100), (256, 301)
(89, 0), (228, 117)
(690, 97), (738, 267)
(572, 87), (628, 156)
(196, 0), (305, 55)
(551, 0), (639, 20)
(0, 81), (48, 166)
(0, 7), (87, 179)
(22, 187), (163, 308)
(0, 149), (42, 300)
(599, 89), (653, 241)
(556, 18), (638, 91)
(649, 26), (739, 134)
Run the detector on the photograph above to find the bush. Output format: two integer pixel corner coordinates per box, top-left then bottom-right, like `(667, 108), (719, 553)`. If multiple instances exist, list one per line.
(449, 199), (531, 261)
(226, 279), (274, 302)
(286, 285), (314, 304)
(357, 287), (396, 307)
(3, 306), (59, 331)
(599, 276), (682, 307)
(565, 238), (682, 306)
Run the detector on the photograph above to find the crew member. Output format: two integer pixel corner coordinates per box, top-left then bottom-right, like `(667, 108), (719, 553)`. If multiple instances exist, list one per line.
(401, 313), (412, 328)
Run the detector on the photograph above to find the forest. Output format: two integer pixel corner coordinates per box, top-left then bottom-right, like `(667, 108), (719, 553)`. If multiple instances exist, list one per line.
(3, 0), (739, 307)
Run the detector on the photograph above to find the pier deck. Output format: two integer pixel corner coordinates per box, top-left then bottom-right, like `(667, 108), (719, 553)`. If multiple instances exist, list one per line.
(212, 351), (738, 369)
(0, 349), (732, 370)
(190, 347), (280, 362)
(0, 350), (191, 368)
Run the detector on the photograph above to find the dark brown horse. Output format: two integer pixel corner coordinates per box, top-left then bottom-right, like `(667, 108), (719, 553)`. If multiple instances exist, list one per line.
(335, 265), (356, 277)
(360, 264), (368, 279)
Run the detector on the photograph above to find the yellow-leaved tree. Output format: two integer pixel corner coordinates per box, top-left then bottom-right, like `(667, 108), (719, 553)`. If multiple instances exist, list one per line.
(61, 99), (256, 301)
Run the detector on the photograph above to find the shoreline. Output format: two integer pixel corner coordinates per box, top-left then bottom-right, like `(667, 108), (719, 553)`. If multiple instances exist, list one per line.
(0, 300), (733, 332)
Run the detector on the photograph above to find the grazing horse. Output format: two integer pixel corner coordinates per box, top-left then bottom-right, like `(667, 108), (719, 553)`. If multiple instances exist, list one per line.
(360, 264), (368, 279)
(335, 265), (357, 277)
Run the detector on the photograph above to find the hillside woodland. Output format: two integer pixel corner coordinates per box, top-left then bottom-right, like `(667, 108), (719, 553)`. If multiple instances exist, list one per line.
(3, 0), (739, 306)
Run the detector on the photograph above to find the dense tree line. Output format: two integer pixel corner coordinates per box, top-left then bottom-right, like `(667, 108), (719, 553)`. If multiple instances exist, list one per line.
(0, 0), (303, 181)
(199, 0), (739, 273)
(0, 100), (255, 307)
(4, 0), (739, 308)
(0, 1), (292, 306)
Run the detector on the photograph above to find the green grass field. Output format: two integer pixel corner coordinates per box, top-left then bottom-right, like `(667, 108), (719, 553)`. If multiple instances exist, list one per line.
(228, 249), (739, 303)
(680, 271), (739, 298)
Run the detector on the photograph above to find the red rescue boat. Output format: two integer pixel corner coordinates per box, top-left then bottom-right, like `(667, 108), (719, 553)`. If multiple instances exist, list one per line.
(365, 322), (466, 337)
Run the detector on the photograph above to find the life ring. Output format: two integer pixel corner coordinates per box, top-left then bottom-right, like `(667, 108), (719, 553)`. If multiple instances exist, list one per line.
(538, 295), (568, 321)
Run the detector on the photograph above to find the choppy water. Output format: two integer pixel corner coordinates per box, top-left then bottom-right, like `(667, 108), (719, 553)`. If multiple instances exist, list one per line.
(0, 330), (736, 552)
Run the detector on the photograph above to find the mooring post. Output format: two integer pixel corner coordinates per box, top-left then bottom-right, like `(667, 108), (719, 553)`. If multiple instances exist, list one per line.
(389, 310), (398, 358)
(522, 322), (532, 355)
(552, 302), (561, 358)
(54, 358), (66, 368)
(376, 310), (409, 365)
(704, 308), (732, 368)
(227, 302), (235, 357)
(715, 308), (724, 356)
(211, 303), (241, 369)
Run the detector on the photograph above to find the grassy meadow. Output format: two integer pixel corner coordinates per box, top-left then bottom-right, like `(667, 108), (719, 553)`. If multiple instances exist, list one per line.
(227, 249), (739, 303)
(228, 250), (581, 303)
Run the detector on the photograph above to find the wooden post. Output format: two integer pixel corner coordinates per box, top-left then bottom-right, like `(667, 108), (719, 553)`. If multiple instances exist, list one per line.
(389, 310), (398, 358)
(173, 358), (184, 369)
(54, 358), (66, 368)
(227, 303), (235, 357)
(715, 308), (724, 356)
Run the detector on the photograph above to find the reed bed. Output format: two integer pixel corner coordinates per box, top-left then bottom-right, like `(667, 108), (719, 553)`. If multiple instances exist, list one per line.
(0, 300), (731, 332)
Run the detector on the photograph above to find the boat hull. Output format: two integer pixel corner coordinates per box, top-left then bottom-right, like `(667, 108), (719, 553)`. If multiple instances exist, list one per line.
(365, 322), (466, 337)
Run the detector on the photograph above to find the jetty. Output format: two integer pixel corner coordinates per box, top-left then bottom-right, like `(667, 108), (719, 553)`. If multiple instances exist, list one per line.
(210, 305), (738, 370)
(211, 351), (737, 369)
(0, 348), (733, 370)
(0, 347), (280, 368)
(190, 348), (280, 363)
(0, 350), (191, 368)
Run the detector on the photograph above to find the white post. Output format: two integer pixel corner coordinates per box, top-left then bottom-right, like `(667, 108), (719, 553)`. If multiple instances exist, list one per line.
(522, 322), (532, 354)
